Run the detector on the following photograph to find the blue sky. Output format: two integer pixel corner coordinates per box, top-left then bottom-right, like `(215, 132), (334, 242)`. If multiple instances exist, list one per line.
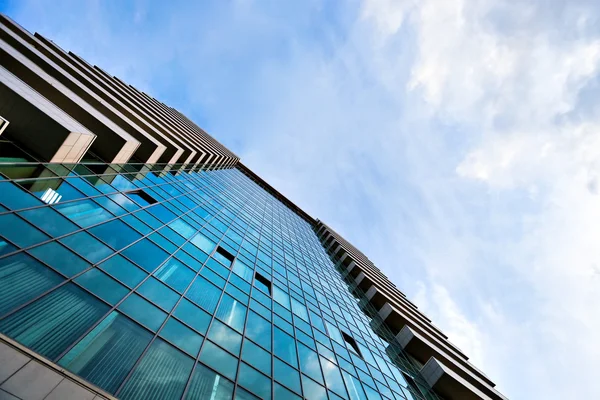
(3, 0), (600, 398)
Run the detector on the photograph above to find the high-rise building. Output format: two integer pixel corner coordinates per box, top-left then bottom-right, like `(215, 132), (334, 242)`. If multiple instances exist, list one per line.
(0, 14), (506, 400)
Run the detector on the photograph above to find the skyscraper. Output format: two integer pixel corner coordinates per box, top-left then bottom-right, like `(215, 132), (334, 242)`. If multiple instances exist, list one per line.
(0, 14), (506, 400)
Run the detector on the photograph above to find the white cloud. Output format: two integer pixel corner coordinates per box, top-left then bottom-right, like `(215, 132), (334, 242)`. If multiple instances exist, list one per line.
(360, 0), (600, 398)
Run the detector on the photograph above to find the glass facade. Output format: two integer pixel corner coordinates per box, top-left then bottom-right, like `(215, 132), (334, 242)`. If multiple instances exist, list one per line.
(0, 162), (440, 400)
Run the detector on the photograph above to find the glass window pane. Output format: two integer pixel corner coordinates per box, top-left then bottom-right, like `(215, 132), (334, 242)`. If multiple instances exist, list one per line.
(274, 327), (297, 367)
(185, 363), (234, 400)
(326, 321), (344, 345)
(122, 238), (169, 272)
(0, 283), (108, 360)
(173, 298), (211, 335)
(119, 338), (194, 400)
(232, 259), (253, 282)
(298, 343), (323, 383)
(190, 232), (216, 254)
(60, 231), (113, 264)
(320, 356), (348, 397)
(174, 250), (203, 272)
(0, 213), (49, 248)
(98, 255), (147, 288)
(198, 341), (238, 381)
(208, 320), (242, 355)
(0, 236), (17, 256)
(215, 294), (246, 333)
(154, 258), (195, 293)
(160, 317), (203, 357)
(89, 219), (141, 250)
(273, 358), (301, 395)
(168, 219), (195, 239)
(0, 253), (64, 315)
(235, 387), (260, 400)
(59, 311), (152, 394)
(302, 375), (327, 400)
(54, 198), (113, 227)
(0, 181), (42, 210)
(19, 207), (78, 237)
(118, 293), (167, 332)
(343, 371), (367, 400)
(291, 298), (309, 321)
(75, 268), (129, 305)
(245, 311), (271, 351)
(242, 340), (271, 375)
(274, 382), (302, 400)
(273, 285), (290, 310)
(186, 276), (221, 313)
(137, 277), (179, 311)
(28, 241), (90, 277)
(238, 363), (271, 400)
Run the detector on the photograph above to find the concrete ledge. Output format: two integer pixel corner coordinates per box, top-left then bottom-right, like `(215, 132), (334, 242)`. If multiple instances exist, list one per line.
(394, 326), (504, 399)
(0, 334), (115, 400)
(421, 357), (506, 400)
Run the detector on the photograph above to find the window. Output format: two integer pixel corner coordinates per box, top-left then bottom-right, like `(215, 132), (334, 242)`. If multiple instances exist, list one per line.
(341, 331), (362, 357)
(125, 189), (157, 206)
(253, 272), (272, 295)
(214, 245), (235, 267)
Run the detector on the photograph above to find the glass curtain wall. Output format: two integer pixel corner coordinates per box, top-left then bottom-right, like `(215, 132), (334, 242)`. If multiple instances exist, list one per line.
(0, 162), (438, 400)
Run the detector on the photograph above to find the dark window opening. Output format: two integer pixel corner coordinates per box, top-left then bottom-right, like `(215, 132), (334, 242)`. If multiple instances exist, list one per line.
(341, 331), (362, 357)
(214, 246), (235, 267)
(125, 189), (158, 206)
(254, 272), (272, 295)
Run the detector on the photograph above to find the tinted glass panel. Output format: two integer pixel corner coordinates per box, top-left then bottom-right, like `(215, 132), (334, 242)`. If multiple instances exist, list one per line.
(59, 311), (152, 394)
(119, 339), (194, 400)
(28, 241), (90, 277)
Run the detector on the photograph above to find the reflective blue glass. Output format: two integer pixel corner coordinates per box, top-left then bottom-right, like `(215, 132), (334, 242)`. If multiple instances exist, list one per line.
(89, 219), (141, 250)
(242, 340), (271, 375)
(75, 268), (129, 305)
(274, 382), (302, 400)
(208, 320), (242, 355)
(215, 294), (246, 332)
(0, 253), (64, 315)
(119, 339), (194, 400)
(19, 207), (78, 237)
(190, 232), (216, 254)
(0, 284), (108, 360)
(245, 311), (271, 351)
(118, 293), (167, 332)
(302, 375), (328, 400)
(122, 238), (169, 272)
(98, 255), (147, 288)
(0, 181), (43, 210)
(60, 231), (113, 264)
(160, 317), (203, 357)
(274, 327), (297, 367)
(238, 363), (271, 400)
(320, 356), (348, 397)
(138, 277), (179, 311)
(59, 311), (152, 394)
(0, 213), (49, 248)
(298, 343), (323, 384)
(173, 298), (211, 335)
(232, 259), (253, 282)
(198, 340), (238, 381)
(28, 241), (90, 277)
(186, 276), (221, 313)
(54, 199), (113, 227)
(273, 358), (301, 395)
(185, 363), (234, 400)
(0, 236), (17, 256)
(154, 258), (195, 293)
